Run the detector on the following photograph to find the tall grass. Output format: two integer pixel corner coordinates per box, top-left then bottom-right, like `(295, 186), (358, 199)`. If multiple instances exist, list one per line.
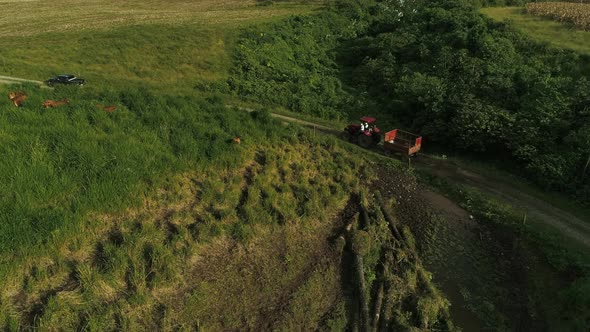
(0, 83), (370, 328)
(0, 83), (267, 255)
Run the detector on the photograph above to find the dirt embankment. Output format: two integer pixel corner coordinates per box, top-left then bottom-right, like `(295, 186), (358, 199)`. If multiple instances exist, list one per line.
(372, 165), (542, 331)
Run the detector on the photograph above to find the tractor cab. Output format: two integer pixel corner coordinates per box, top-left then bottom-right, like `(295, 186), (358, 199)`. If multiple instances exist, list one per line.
(344, 116), (382, 148)
(359, 116), (379, 134)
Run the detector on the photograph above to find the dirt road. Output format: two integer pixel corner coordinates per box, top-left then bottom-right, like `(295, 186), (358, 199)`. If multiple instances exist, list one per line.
(258, 110), (590, 249)
(229, 105), (340, 134)
(0, 75), (44, 86)
(415, 156), (590, 249)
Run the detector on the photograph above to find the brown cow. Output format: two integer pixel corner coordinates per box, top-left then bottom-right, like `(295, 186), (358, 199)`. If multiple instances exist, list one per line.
(42, 99), (69, 108)
(96, 104), (116, 113)
(8, 91), (27, 107)
(232, 136), (241, 144)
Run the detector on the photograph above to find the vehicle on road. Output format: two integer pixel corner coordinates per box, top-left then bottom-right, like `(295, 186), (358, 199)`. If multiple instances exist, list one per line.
(45, 74), (85, 86)
(344, 116), (382, 148)
(344, 116), (422, 158)
(383, 129), (422, 158)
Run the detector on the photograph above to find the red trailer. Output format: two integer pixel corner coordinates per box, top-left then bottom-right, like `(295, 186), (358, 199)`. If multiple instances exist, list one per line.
(383, 129), (422, 157)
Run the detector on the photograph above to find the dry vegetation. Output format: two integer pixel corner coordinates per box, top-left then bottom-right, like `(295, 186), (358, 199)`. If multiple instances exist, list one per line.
(0, 0), (321, 37)
(526, 2), (590, 30)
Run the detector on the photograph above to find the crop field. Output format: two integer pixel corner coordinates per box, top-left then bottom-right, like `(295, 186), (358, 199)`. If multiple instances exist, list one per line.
(526, 2), (590, 30)
(0, 0), (321, 37)
(480, 7), (590, 54)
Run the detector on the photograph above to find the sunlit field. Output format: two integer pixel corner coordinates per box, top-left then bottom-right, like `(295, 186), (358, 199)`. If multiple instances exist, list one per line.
(481, 6), (590, 55)
(0, 0), (322, 94)
(0, 0), (321, 37)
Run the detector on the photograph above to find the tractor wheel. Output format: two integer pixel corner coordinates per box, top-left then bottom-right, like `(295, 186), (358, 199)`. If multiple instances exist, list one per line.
(358, 134), (372, 148)
(372, 132), (382, 145)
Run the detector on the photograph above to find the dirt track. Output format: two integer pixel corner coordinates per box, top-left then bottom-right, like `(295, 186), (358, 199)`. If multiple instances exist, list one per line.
(415, 156), (590, 249)
(228, 105), (340, 134)
(0, 75), (43, 85)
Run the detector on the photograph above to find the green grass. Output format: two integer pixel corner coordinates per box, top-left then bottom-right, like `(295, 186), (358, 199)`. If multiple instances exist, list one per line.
(0, 101), (370, 328)
(0, 1), (455, 329)
(0, 0), (322, 37)
(0, 24), (230, 95)
(0, 84), (253, 254)
(480, 7), (590, 55)
(0, 1), (321, 95)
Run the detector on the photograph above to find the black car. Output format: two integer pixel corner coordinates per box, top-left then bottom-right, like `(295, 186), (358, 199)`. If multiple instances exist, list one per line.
(45, 74), (85, 86)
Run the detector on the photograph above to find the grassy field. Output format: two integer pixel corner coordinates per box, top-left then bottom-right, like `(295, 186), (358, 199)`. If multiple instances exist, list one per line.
(0, 1), (457, 328)
(0, 0), (321, 37)
(0, 83), (453, 329)
(0, 106), (362, 328)
(0, 0), (321, 95)
(480, 7), (590, 54)
(2, 0), (589, 329)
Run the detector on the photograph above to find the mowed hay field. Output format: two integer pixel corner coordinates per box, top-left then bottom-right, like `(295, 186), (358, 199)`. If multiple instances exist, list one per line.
(0, 0), (322, 94)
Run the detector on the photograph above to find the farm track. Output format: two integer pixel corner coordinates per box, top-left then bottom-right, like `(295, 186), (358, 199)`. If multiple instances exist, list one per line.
(0, 75), (44, 85)
(417, 156), (590, 249)
(260, 111), (590, 250)
(228, 105), (340, 134)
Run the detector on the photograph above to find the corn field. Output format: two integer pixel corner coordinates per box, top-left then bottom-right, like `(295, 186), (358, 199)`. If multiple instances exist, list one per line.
(526, 2), (590, 30)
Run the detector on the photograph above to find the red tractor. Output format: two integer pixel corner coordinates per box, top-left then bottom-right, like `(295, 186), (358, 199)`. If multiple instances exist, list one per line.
(344, 116), (382, 148)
